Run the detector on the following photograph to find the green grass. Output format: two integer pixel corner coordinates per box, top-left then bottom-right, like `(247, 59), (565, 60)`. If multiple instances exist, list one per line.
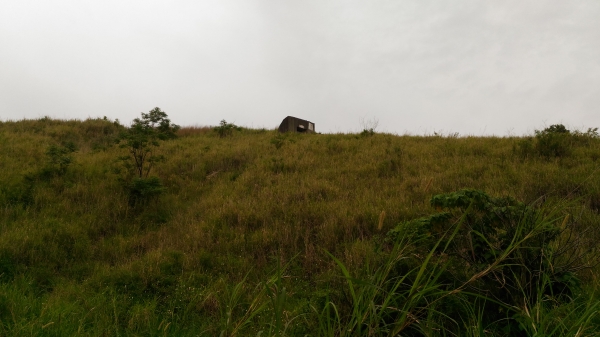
(1, 117), (600, 335)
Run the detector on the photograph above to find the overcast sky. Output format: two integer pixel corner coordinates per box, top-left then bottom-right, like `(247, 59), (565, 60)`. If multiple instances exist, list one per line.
(1, 1), (599, 135)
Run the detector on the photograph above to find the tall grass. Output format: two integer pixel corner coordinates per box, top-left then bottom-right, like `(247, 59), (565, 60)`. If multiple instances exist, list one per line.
(1, 118), (600, 335)
(315, 196), (600, 336)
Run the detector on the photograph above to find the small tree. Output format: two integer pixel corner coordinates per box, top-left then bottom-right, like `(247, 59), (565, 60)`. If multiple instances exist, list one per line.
(118, 107), (180, 178)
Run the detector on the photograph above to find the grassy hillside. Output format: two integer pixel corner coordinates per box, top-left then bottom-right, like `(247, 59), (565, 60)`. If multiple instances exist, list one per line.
(1, 117), (600, 336)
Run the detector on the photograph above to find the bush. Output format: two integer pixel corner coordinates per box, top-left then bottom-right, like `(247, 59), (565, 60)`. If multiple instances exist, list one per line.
(385, 189), (593, 333)
(214, 120), (241, 138)
(542, 124), (570, 134)
(514, 124), (598, 159)
(535, 124), (572, 158)
(44, 142), (77, 176)
(360, 128), (375, 137)
(127, 177), (166, 206)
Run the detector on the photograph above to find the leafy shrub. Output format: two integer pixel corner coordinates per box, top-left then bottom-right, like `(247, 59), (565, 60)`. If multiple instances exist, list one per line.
(386, 189), (593, 332)
(44, 142), (77, 176)
(214, 120), (241, 138)
(534, 124), (572, 158)
(127, 177), (166, 206)
(360, 128), (375, 137)
(514, 124), (599, 159)
(542, 124), (570, 134)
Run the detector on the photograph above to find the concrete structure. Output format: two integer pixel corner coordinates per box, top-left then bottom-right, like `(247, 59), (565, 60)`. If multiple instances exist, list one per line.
(278, 116), (315, 133)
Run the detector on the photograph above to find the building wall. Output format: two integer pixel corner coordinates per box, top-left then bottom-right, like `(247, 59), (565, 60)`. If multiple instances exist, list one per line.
(278, 116), (315, 133)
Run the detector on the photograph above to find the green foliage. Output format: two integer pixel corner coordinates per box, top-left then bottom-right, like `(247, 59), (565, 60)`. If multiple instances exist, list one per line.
(542, 124), (570, 134)
(320, 235), (452, 336)
(580, 127), (600, 138)
(387, 212), (451, 242)
(117, 107), (179, 178)
(214, 119), (241, 138)
(386, 189), (596, 333)
(127, 176), (166, 206)
(515, 124), (600, 159)
(534, 124), (573, 158)
(360, 128), (375, 137)
(45, 142), (77, 176)
(115, 108), (177, 209)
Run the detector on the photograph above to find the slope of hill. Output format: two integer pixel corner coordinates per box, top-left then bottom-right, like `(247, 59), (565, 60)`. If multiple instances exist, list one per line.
(1, 117), (600, 336)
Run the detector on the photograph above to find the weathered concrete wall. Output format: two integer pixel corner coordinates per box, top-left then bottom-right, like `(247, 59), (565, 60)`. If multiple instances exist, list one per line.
(278, 116), (315, 133)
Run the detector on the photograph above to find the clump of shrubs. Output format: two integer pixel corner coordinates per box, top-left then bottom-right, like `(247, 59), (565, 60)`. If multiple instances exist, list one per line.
(44, 142), (77, 176)
(514, 124), (599, 159)
(214, 120), (241, 138)
(360, 128), (376, 137)
(386, 189), (594, 334)
(127, 176), (166, 206)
